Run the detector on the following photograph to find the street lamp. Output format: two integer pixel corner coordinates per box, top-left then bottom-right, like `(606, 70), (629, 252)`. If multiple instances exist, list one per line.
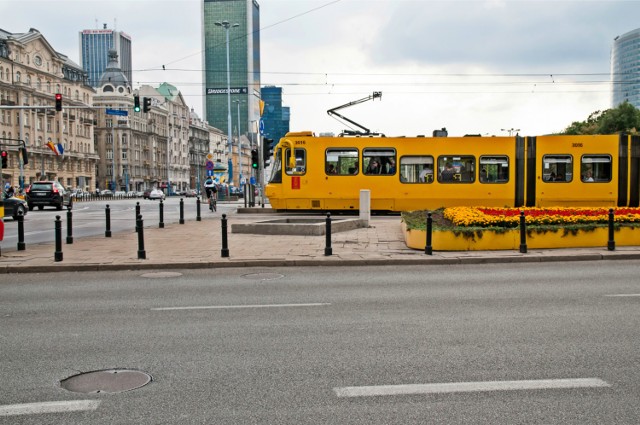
(501, 128), (520, 137)
(215, 20), (239, 185)
(234, 99), (245, 186)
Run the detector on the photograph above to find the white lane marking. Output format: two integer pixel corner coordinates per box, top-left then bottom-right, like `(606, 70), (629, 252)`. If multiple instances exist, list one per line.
(151, 302), (330, 311)
(604, 294), (640, 297)
(334, 378), (611, 398)
(0, 400), (101, 416)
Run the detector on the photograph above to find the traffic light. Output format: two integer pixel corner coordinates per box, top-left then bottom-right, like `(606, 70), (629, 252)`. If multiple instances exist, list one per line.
(55, 93), (62, 112)
(1, 150), (7, 168)
(251, 149), (259, 169)
(143, 97), (151, 113)
(133, 95), (141, 112)
(19, 146), (28, 165)
(263, 138), (273, 166)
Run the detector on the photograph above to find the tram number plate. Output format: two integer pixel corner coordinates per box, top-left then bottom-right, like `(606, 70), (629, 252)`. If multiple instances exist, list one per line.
(292, 176), (300, 190)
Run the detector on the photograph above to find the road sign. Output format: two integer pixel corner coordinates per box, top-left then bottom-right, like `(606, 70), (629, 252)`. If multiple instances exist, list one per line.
(205, 161), (214, 171)
(206, 169), (214, 176)
(259, 119), (265, 135)
(106, 109), (128, 116)
(206, 153), (214, 161)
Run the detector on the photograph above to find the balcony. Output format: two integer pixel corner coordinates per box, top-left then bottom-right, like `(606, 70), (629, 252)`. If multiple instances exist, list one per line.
(36, 108), (46, 115)
(0, 99), (16, 106)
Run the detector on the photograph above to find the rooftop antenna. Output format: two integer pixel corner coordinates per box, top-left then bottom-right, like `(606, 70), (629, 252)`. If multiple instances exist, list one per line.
(327, 91), (384, 136)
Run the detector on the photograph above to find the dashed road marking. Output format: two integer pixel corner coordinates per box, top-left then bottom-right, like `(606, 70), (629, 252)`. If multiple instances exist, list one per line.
(0, 400), (101, 416)
(604, 294), (640, 297)
(151, 302), (331, 311)
(334, 378), (611, 398)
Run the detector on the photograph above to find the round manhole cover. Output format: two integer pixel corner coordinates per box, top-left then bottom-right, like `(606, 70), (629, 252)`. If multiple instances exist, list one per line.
(140, 272), (183, 279)
(242, 272), (284, 281)
(60, 369), (152, 394)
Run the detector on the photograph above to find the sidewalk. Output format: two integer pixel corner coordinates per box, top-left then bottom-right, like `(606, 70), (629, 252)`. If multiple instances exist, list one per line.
(2, 210), (640, 274)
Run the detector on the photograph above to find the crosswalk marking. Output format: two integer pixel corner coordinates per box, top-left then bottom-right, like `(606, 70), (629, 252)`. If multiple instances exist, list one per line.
(0, 400), (101, 416)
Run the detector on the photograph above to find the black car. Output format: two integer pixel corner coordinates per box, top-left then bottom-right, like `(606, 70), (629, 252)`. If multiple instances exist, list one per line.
(1, 191), (28, 219)
(26, 181), (72, 211)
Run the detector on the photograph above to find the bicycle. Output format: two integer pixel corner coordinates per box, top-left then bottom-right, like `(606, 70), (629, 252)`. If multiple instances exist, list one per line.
(208, 192), (217, 212)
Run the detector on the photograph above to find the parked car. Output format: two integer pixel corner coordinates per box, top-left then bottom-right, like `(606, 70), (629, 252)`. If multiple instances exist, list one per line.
(149, 189), (165, 200)
(100, 190), (113, 197)
(1, 191), (28, 219)
(25, 181), (72, 211)
(143, 189), (151, 199)
(185, 189), (197, 197)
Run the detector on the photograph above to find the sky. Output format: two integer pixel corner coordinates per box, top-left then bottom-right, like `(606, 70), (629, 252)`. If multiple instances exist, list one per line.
(2, 0), (639, 137)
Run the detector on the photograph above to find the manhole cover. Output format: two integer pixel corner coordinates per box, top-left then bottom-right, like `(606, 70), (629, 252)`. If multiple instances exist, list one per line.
(242, 272), (284, 281)
(60, 369), (152, 394)
(140, 272), (183, 279)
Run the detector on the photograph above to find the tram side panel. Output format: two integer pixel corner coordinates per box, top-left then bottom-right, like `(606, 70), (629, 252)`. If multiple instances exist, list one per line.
(532, 135), (621, 207)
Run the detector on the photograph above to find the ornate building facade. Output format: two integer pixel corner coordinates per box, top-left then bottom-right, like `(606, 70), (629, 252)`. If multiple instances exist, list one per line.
(0, 28), (98, 191)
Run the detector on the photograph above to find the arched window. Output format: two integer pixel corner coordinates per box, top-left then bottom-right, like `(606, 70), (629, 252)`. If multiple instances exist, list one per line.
(15, 71), (21, 83)
(37, 78), (41, 90)
(103, 85), (114, 92)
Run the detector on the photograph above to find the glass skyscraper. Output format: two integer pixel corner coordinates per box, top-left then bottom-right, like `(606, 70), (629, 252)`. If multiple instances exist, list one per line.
(261, 86), (290, 146)
(79, 26), (132, 88)
(202, 0), (261, 137)
(611, 28), (640, 108)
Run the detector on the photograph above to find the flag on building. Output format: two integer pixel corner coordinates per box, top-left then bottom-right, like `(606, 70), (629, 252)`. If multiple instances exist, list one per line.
(45, 139), (64, 156)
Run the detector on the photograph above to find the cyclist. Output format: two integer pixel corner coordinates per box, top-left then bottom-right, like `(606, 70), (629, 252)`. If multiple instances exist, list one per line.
(204, 178), (217, 212)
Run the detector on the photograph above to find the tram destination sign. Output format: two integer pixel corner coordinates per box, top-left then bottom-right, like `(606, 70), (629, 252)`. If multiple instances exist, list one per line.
(206, 87), (248, 95)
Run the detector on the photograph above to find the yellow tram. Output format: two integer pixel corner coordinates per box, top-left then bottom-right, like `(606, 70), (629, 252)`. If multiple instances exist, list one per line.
(264, 132), (640, 212)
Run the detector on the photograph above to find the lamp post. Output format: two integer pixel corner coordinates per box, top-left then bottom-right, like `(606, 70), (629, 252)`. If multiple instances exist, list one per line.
(501, 128), (520, 137)
(215, 20), (239, 185)
(234, 99), (245, 186)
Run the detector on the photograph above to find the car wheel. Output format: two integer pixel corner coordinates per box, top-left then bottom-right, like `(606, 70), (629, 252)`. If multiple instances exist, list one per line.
(38, 205), (44, 211)
(28, 204), (34, 211)
(56, 202), (63, 210)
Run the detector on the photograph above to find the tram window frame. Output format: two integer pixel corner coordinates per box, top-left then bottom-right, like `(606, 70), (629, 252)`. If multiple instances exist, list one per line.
(268, 149), (283, 183)
(325, 148), (359, 175)
(399, 155), (434, 183)
(542, 155), (573, 183)
(581, 155), (612, 183)
(479, 155), (509, 183)
(437, 155), (476, 183)
(362, 148), (397, 176)
(284, 148), (307, 176)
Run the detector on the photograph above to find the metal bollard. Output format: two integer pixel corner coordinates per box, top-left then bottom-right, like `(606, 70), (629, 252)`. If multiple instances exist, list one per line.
(135, 202), (141, 232)
(17, 210), (26, 251)
(159, 200), (165, 228)
(137, 214), (146, 259)
(54, 215), (63, 262)
(179, 198), (185, 224)
(105, 204), (112, 237)
(608, 208), (615, 251)
(196, 196), (201, 221)
(325, 212), (332, 256)
(66, 205), (73, 244)
(519, 210), (527, 254)
(424, 211), (433, 255)
(221, 214), (230, 257)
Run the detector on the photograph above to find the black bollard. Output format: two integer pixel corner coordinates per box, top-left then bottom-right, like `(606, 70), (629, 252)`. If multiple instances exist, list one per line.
(54, 215), (63, 262)
(196, 196), (201, 221)
(424, 211), (433, 255)
(135, 202), (141, 232)
(519, 210), (527, 254)
(179, 198), (185, 224)
(608, 208), (615, 251)
(17, 210), (26, 251)
(159, 200), (165, 228)
(137, 214), (146, 259)
(325, 212), (333, 256)
(66, 205), (73, 244)
(105, 204), (112, 237)
(221, 213), (229, 257)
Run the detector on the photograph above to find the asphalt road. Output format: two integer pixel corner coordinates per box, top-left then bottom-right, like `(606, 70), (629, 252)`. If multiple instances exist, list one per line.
(1, 262), (639, 424)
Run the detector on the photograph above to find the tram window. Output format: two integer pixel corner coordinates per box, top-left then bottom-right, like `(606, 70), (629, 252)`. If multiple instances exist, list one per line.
(268, 149), (283, 183)
(325, 148), (358, 175)
(363, 148), (396, 175)
(581, 155), (611, 183)
(543, 155), (573, 182)
(437, 155), (475, 183)
(479, 156), (509, 183)
(399, 156), (434, 183)
(284, 148), (306, 175)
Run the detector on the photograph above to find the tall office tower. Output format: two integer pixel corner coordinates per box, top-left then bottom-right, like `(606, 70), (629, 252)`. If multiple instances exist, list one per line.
(202, 0), (261, 140)
(261, 86), (290, 145)
(611, 28), (640, 108)
(79, 24), (132, 88)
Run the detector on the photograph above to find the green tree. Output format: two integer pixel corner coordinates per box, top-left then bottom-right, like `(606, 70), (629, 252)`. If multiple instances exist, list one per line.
(560, 102), (640, 135)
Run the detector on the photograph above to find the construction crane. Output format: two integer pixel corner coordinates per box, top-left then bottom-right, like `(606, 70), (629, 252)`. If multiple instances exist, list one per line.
(327, 91), (384, 136)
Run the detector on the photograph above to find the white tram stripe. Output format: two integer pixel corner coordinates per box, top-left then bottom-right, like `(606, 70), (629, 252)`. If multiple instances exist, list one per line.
(151, 302), (331, 311)
(0, 400), (101, 416)
(604, 294), (640, 297)
(334, 378), (610, 398)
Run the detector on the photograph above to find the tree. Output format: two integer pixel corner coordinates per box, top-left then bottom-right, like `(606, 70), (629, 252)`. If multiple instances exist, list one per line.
(560, 102), (640, 135)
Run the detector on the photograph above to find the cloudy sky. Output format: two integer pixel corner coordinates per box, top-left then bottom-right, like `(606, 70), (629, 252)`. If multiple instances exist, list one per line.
(3, 0), (639, 136)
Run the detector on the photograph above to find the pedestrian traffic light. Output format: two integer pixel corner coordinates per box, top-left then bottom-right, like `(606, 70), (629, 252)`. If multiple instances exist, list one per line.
(143, 97), (151, 113)
(55, 93), (62, 112)
(251, 149), (259, 169)
(263, 138), (273, 167)
(133, 95), (141, 112)
(1, 150), (8, 168)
